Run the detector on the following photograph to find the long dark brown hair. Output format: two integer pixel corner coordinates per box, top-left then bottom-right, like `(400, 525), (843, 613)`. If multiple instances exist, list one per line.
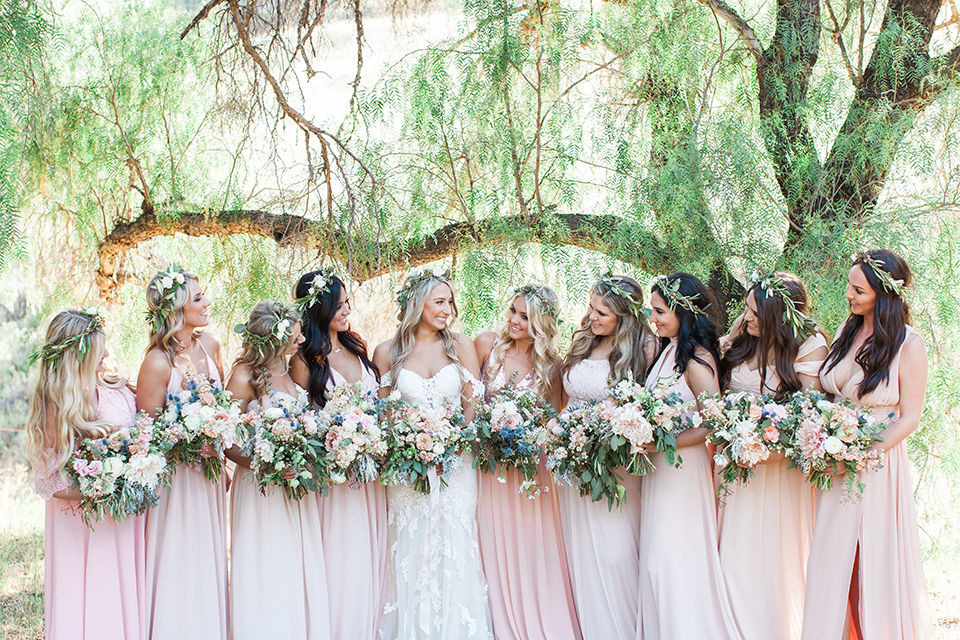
(821, 250), (912, 398)
(651, 273), (721, 377)
(720, 272), (815, 399)
(295, 272), (379, 408)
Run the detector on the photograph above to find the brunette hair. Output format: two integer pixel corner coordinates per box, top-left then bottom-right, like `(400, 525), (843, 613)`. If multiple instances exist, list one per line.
(651, 273), (721, 376)
(821, 249), (912, 398)
(720, 272), (815, 399)
(295, 272), (379, 408)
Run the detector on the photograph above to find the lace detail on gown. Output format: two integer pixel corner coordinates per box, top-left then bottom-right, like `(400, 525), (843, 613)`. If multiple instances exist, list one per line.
(380, 363), (494, 640)
(563, 359), (610, 406)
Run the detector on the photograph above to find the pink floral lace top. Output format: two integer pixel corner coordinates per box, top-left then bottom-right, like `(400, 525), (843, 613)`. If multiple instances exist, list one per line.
(34, 385), (137, 500)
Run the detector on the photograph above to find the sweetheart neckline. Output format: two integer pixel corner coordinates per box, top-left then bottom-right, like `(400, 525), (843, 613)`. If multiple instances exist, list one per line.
(398, 362), (459, 382)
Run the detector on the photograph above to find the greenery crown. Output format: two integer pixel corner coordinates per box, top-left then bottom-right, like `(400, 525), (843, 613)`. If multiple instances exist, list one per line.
(234, 305), (296, 357)
(651, 274), (708, 316)
(596, 272), (646, 318)
(145, 265), (189, 333)
(295, 268), (338, 316)
(852, 252), (905, 296)
(396, 267), (452, 310)
(30, 308), (104, 367)
(749, 272), (818, 340)
(513, 284), (559, 321)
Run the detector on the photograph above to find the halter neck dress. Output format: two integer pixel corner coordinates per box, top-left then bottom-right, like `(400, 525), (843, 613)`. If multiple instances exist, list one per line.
(718, 333), (826, 640)
(144, 341), (229, 640)
(35, 385), (147, 640)
(637, 338), (743, 640)
(476, 356), (582, 640)
(556, 358), (641, 640)
(320, 364), (388, 640)
(801, 323), (935, 639)
(230, 385), (330, 640)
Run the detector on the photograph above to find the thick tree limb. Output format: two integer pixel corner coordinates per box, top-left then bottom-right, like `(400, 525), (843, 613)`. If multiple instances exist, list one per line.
(181, 0), (227, 39)
(96, 210), (676, 298)
(694, 0), (763, 62)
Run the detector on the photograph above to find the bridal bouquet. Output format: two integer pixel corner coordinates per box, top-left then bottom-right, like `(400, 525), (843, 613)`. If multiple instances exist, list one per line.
(787, 391), (885, 497)
(238, 397), (327, 500)
(546, 376), (697, 507)
(379, 395), (474, 493)
(152, 374), (241, 482)
(474, 385), (553, 496)
(700, 392), (792, 495)
(66, 412), (170, 526)
(315, 382), (387, 485)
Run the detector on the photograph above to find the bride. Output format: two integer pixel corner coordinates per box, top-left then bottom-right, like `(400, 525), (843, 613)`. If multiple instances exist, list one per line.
(372, 268), (494, 640)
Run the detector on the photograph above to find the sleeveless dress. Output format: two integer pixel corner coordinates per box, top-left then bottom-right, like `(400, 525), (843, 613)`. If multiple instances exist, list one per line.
(557, 358), (641, 640)
(801, 323), (935, 639)
(35, 385), (147, 640)
(476, 362), (582, 640)
(320, 365), (388, 640)
(378, 363), (494, 640)
(230, 386), (330, 640)
(144, 342), (229, 640)
(718, 333), (826, 640)
(638, 339), (743, 640)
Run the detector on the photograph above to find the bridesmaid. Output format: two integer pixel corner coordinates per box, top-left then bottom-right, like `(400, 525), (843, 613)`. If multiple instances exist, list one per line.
(717, 273), (827, 640)
(557, 274), (656, 640)
(801, 250), (935, 639)
(290, 269), (387, 640)
(638, 272), (742, 640)
(474, 284), (582, 640)
(26, 309), (146, 640)
(136, 266), (229, 640)
(228, 301), (330, 640)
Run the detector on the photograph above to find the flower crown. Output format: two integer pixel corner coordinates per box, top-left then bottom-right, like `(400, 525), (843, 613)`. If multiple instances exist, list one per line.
(396, 267), (452, 310)
(295, 268), (338, 316)
(749, 272), (818, 339)
(513, 284), (560, 322)
(234, 306), (296, 357)
(596, 272), (646, 318)
(651, 274), (708, 316)
(30, 308), (104, 367)
(851, 252), (904, 296)
(145, 265), (189, 333)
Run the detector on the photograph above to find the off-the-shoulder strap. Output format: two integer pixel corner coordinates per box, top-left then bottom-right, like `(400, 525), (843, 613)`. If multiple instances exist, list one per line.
(379, 371), (392, 388)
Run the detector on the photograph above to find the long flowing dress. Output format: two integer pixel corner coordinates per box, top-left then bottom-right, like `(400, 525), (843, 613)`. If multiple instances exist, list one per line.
(36, 385), (147, 640)
(476, 361), (582, 640)
(144, 343), (229, 640)
(379, 362), (494, 640)
(230, 387), (330, 640)
(557, 358), (641, 640)
(801, 323), (935, 639)
(718, 334), (826, 640)
(638, 339), (743, 640)
(320, 366), (388, 640)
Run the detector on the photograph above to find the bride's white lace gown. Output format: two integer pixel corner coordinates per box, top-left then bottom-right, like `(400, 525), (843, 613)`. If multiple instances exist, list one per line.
(379, 363), (495, 640)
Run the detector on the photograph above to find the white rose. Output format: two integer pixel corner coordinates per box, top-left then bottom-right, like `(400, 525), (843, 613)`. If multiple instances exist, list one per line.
(388, 390), (402, 402)
(174, 273), (185, 284)
(275, 319), (290, 339)
(432, 443), (445, 454)
(102, 456), (125, 477)
(713, 452), (730, 469)
(183, 414), (202, 432)
(823, 436), (844, 455)
(330, 471), (347, 485)
(687, 413), (703, 428)
(264, 407), (285, 420)
(160, 276), (173, 290)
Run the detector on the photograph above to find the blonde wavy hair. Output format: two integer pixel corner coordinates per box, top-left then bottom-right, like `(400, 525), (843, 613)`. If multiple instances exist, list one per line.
(561, 275), (657, 382)
(487, 285), (561, 399)
(145, 266), (199, 364)
(389, 271), (463, 388)
(26, 310), (127, 474)
(233, 301), (301, 401)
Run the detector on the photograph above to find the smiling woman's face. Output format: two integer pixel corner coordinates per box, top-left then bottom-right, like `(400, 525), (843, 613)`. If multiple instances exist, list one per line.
(181, 279), (210, 329)
(845, 264), (877, 318)
(421, 282), (454, 331)
(587, 293), (617, 337)
(648, 291), (679, 338)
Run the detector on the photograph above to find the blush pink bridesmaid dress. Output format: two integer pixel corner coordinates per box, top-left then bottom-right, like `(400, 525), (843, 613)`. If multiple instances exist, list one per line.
(36, 385), (147, 640)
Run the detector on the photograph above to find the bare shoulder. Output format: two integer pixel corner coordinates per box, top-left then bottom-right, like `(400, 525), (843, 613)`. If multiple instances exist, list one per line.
(139, 349), (172, 379)
(372, 340), (392, 369)
(451, 332), (477, 356)
(228, 363), (252, 386)
(198, 331), (222, 355)
(473, 331), (496, 362)
(900, 331), (928, 367)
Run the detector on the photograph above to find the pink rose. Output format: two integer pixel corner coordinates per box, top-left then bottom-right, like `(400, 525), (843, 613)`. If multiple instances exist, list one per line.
(763, 425), (779, 443)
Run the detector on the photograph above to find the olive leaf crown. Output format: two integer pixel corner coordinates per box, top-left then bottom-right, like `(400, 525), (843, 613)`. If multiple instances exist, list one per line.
(749, 271), (818, 340)
(513, 284), (560, 322)
(234, 304), (296, 357)
(30, 308), (104, 367)
(651, 274), (708, 316)
(596, 272), (646, 318)
(851, 252), (905, 296)
(396, 267), (452, 310)
(295, 268), (338, 316)
(145, 265), (189, 333)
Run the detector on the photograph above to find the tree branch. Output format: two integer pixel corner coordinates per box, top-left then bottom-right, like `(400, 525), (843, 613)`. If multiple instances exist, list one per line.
(180, 0), (227, 39)
(693, 0), (764, 62)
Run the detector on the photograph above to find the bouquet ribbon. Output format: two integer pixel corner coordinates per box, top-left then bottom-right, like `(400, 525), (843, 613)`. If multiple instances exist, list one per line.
(418, 466), (442, 634)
